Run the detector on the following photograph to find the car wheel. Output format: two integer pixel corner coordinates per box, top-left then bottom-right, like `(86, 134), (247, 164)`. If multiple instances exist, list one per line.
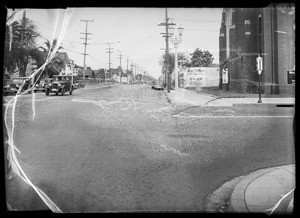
(46, 89), (49, 96)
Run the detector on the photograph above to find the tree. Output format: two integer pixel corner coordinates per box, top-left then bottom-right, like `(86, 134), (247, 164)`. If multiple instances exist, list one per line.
(38, 38), (63, 53)
(190, 48), (214, 67)
(39, 39), (65, 78)
(4, 16), (40, 77)
(159, 52), (190, 74)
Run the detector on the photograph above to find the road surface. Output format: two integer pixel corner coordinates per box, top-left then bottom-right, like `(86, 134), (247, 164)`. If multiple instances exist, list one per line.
(4, 84), (295, 212)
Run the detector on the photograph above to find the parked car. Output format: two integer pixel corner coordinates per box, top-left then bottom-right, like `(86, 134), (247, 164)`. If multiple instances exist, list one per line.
(11, 77), (33, 94)
(73, 82), (79, 89)
(33, 80), (47, 93)
(3, 83), (18, 96)
(151, 82), (164, 90)
(45, 75), (74, 96)
(77, 81), (85, 89)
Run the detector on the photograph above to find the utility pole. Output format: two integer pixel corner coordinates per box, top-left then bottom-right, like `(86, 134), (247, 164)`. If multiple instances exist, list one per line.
(80, 19), (93, 85)
(106, 41), (120, 76)
(158, 8), (176, 93)
(118, 51), (124, 68)
(118, 51), (123, 83)
(126, 58), (129, 74)
(106, 44), (113, 71)
(130, 62), (134, 82)
(126, 58), (129, 84)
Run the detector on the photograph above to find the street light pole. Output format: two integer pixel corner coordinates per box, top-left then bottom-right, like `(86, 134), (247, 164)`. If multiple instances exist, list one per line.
(170, 26), (183, 90)
(258, 73), (262, 103)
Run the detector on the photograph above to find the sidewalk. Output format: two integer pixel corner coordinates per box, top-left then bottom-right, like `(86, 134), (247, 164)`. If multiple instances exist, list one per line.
(164, 88), (295, 107)
(229, 164), (295, 214)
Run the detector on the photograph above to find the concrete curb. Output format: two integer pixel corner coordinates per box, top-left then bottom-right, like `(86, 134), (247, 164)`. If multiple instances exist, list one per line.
(228, 164), (295, 213)
(228, 167), (279, 212)
(232, 103), (294, 108)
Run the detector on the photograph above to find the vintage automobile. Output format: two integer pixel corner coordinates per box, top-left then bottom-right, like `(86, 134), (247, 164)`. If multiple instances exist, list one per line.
(10, 77), (33, 94)
(3, 83), (18, 96)
(45, 75), (74, 96)
(33, 80), (47, 93)
(76, 80), (85, 89)
(151, 81), (164, 90)
(73, 81), (79, 89)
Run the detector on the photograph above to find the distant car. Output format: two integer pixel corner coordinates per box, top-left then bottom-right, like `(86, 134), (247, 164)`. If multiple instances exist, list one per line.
(33, 80), (46, 93)
(151, 82), (164, 91)
(45, 75), (75, 96)
(73, 82), (79, 89)
(78, 81), (85, 89)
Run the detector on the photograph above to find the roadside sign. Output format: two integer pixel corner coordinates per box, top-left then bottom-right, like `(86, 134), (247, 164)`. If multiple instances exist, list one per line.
(256, 56), (263, 74)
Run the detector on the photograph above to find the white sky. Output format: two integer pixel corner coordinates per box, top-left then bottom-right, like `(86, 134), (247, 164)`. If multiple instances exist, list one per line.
(9, 7), (223, 79)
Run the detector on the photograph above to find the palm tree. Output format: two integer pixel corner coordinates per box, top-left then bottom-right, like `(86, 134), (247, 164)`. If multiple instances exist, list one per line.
(39, 39), (65, 78)
(39, 38), (63, 54)
(4, 18), (40, 77)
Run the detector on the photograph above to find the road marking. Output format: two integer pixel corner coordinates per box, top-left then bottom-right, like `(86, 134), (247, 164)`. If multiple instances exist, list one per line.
(173, 115), (294, 118)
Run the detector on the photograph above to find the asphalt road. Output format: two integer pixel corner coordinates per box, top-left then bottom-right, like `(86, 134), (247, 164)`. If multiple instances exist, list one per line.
(4, 84), (295, 212)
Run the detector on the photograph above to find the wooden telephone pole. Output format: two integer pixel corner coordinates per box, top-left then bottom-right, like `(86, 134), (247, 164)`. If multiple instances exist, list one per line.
(158, 8), (175, 93)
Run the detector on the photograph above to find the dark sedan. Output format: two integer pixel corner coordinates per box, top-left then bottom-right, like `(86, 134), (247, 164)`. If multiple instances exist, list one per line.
(3, 83), (19, 96)
(151, 82), (164, 91)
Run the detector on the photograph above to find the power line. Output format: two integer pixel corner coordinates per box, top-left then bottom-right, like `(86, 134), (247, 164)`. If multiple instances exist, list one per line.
(184, 29), (219, 32)
(63, 47), (82, 55)
(173, 18), (220, 23)
(70, 18), (85, 30)
(32, 19), (83, 44)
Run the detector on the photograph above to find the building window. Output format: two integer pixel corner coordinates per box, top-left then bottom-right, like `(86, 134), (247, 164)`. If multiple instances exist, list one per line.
(244, 20), (250, 25)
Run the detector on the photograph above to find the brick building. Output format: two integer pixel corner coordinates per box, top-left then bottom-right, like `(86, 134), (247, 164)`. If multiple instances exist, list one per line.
(219, 4), (295, 95)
